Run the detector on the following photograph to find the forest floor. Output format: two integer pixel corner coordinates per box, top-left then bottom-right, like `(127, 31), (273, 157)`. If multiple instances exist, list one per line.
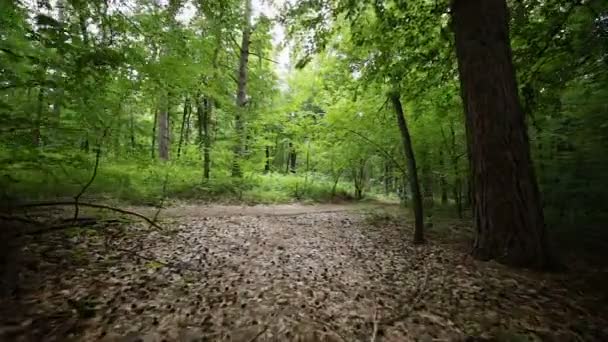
(1, 202), (608, 341)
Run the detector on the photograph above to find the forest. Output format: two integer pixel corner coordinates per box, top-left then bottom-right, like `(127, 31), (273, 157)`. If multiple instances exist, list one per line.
(1, 0), (608, 341)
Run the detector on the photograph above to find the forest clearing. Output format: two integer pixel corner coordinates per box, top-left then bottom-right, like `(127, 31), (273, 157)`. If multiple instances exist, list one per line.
(2, 0), (608, 340)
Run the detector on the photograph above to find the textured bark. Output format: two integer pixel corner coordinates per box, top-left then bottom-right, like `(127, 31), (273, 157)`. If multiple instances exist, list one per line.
(452, 0), (550, 267)
(232, 0), (252, 177)
(391, 93), (424, 244)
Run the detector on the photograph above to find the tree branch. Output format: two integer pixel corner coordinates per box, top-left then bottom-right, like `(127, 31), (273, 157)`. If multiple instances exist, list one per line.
(341, 127), (407, 175)
(15, 202), (164, 230)
(74, 147), (102, 220)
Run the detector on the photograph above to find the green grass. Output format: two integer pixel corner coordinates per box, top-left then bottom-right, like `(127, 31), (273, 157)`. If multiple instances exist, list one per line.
(0, 157), (358, 205)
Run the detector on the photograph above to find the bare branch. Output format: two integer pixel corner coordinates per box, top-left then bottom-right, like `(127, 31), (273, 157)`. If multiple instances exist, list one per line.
(74, 147), (102, 220)
(341, 127), (407, 175)
(16, 202), (164, 230)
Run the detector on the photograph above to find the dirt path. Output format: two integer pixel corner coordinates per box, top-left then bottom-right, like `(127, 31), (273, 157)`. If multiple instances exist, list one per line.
(128, 202), (400, 218)
(2, 203), (607, 341)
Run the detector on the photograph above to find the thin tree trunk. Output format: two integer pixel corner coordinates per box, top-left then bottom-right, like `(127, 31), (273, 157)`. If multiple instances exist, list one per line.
(157, 94), (170, 161)
(289, 147), (297, 173)
(177, 96), (190, 158)
(331, 169), (344, 197)
(384, 161), (391, 195)
(232, 0), (252, 177)
(452, 0), (550, 267)
(203, 98), (212, 180)
(391, 92), (424, 244)
(264, 146), (271, 173)
(151, 109), (158, 160)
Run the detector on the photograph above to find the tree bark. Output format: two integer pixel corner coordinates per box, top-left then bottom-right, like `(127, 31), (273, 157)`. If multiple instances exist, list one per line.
(232, 0), (252, 177)
(391, 93), (424, 244)
(452, 0), (550, 267)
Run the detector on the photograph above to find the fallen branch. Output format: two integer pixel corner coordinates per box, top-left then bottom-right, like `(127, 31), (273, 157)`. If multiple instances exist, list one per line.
(247, 325), (268, 342)
(74, 146), (102, 221)
(370, 303), (379, 342)
(15, 202), (164, 230)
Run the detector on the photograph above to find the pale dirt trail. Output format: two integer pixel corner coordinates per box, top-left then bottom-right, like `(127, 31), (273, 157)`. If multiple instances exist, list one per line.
(127, 202), (401, 219)
(2, 203), (607, 341)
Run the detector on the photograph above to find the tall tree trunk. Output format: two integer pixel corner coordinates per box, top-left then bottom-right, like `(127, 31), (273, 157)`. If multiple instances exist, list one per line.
(289, 145), (297, 174)
(177, 96), (190, 158)
(184, 101), (192, 146)
(51, 0), (65, 138)
(452, 0), (550, 267)
(203, 98), (212, 180)
(151, 109), (158, 160)
(232, 0), (252, 177)
(391, 93), (424, 244)
(158, 97), (170, 161)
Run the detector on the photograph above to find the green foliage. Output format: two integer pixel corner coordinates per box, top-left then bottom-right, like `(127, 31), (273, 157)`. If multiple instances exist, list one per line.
(1, 0), (607, 242)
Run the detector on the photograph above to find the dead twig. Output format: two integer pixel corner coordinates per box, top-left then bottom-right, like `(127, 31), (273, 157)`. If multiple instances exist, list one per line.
(370, 303), (379, 342)
(247, 325), (268, 342)
(74, 146), (102, 221)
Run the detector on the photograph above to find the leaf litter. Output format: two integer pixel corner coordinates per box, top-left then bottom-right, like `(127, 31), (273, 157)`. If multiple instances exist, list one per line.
(1, 204), (607, 341)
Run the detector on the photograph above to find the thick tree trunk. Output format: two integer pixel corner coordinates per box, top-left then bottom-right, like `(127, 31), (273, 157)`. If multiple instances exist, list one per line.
(391, 93), (424, 244)
(232, 0), (252, 177)
(452, 0), (550, 267)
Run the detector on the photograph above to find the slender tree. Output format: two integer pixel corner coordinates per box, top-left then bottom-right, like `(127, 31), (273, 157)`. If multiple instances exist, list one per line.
(391, 92), (424, 244)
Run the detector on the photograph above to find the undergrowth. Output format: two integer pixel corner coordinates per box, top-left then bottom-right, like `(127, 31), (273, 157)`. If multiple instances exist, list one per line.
(0, 156), (364, 205)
